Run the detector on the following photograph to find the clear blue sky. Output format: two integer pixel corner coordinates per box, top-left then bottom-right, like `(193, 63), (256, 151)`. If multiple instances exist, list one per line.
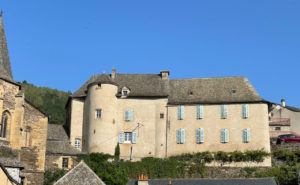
(1, 0), (300, 107)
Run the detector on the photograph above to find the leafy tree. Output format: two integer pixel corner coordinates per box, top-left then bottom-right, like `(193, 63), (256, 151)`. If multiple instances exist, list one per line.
(20, 81), (71, 124)
(43, 169), (66, 185)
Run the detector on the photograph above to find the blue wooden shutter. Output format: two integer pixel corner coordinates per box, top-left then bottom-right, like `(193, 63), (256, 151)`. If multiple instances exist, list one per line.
(177, 106), (181, 120)
(125, 110), (129, 121)
(224, 129), (229, 143)
(245, 104), (249, 118)
(181, 129), (185, 144)
(132, 132), (137, 144)
(242, 129), (247, 143)
(181, 106), (184, 120)
(119, 132), (123, 144)
(196, 105), (204, 119)
(196, 128), (200, 143)
(200, 128), (204, 143)
(221, 105), (228, 119)
(176, 129), (181, 144)
(220, 129), (225, 143)
(247, 129), (251, 142)
(129, 110), (133, 121)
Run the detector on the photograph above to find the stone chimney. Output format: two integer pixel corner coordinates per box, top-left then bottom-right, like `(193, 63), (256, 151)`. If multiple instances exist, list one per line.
(160, 70), (170, 80)
(281, 99), (286, 107)
(111, 68), (116, 79)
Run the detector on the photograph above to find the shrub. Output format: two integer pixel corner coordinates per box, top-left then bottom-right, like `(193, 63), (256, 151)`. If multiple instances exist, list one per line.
(255, 166), (298, 185)
(273, 150), (297, 166)
(43, 169), (66, 185)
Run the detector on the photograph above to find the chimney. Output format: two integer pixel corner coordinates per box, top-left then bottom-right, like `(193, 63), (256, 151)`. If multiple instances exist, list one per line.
(281, 99), (286, 107)
(160, 70), (170, 80)
(137, 174), (149, 185)
(111, 68), (116, 79)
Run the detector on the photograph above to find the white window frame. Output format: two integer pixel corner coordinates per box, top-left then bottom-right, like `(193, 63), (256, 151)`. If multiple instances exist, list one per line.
(95, 109), (101, 120)
(74, 138), (81, 149)
(124, 132), (132, 143)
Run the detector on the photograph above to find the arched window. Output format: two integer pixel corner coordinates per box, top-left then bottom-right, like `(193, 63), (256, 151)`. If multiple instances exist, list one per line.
(0, 112), (9, 138)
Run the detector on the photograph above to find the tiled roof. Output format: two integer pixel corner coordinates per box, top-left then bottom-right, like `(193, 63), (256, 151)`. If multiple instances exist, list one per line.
(54, 161), (106, 185)
(269, 118), (291, 126)
(72, 73), (263, 104)
(127, 178), (277, 185)
(46, 124), (80, 155)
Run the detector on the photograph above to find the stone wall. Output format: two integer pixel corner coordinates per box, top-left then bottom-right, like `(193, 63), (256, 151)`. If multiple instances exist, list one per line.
(23, 171), (44, 185)
(271, 143), (300, 151)
(45, 155), (78, 171)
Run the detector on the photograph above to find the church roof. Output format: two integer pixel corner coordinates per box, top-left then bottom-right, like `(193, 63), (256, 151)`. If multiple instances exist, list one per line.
(72, 71), (264, 105)
(0, 13), (14, 82)
(54, 161), (106, 185)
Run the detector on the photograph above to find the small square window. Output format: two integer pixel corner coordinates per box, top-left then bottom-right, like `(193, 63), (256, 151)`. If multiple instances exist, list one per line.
(62, 158), (69, 169)
(231, 89), (237, 94)
(95, 109), (101, 119)
(275, 127), (281, 131)
(122, 91), (128, 96)
(160, 113), (164, 119)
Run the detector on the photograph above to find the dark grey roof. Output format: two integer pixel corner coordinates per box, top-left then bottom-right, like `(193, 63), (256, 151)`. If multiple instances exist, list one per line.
(46, 140), (80, 155)
(72, 72), (263, 104)
(0, 163), (21, 185)
(54, 161), (106, 185)
(47, 124), (69, 141)
(0, 14), (14, 82)
(46, 124), (80, 155)
(127, 178), (277, 185)
(285, 105), (300, 112)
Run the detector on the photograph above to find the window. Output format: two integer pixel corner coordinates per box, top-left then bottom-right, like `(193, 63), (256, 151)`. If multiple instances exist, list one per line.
(242, 129), (251, 143)
(242, 104), (249, 118)
(220, 129), (229, 143)
(74, 139), (81, 149)
(160, 113), (164, 119)
(220, 105), (228, 119)
(95, 109), (101, 119)
(62, 158), (69, 169)
(0, 112), (8, 138)
(176, 128), (185, 144)
(177, 106), (184, 120)
(119, 132), (137, 144)
(122, 90), (128, 96)
(231, 89), (237, 94)
(275, 127), (281, 131)
(124, 110), (133, 121)
(196, 105), (204, 119)
(196, 128), (204, 144)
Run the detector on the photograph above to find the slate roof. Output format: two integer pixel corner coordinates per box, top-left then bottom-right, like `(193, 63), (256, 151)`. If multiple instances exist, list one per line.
(0, 146), (23, 168)
(72, 72), (264, 104)
(54, 161), (106, 185)
(46, 124), (80, 155)
(127, 178), (277, 185)
(0, 14), (14, 82)
(0, 163), (21, 185)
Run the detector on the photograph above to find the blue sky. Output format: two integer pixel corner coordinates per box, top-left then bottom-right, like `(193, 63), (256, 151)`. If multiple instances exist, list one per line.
(1, 1), (300, 107)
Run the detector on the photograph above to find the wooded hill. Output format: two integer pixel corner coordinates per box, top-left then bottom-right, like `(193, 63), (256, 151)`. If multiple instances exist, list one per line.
(21, 81), (71, 125)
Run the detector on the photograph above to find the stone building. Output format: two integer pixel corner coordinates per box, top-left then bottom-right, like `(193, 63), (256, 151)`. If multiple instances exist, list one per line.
(0, 13), (48, 184)
(45, 124), (80, 171)
(269, 99), (300, 135)
(67, 68), (271, 166)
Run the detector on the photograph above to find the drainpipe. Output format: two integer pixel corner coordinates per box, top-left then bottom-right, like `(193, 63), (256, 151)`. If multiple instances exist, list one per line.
(165, 105), (169, 158)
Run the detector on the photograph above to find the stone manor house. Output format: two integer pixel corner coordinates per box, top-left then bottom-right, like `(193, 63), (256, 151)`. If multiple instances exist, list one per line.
(67, 69), (271, 166)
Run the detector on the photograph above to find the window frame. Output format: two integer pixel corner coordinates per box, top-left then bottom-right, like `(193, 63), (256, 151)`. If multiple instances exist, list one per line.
(74, 138), (81, 149)
(124, 132), (132, 143)
(95, 109), (102, 120)
(62, 157), (69, 169)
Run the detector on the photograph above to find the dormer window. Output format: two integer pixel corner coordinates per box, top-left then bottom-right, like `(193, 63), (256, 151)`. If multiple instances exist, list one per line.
(121, 87), (130, 98)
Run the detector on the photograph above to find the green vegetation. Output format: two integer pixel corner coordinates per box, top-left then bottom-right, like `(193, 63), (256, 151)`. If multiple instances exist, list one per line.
(21, 81), (71, 124)
(43, 169), (66, 185)
(114, 143), (120, 161)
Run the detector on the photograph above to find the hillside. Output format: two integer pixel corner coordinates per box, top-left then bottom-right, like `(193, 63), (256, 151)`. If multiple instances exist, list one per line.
(21, 81), (71, 125)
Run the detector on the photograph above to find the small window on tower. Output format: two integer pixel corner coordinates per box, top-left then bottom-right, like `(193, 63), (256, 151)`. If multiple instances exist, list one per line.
(122, 90), (128, 96)
(95, 109), (101, 119)
(160, 113), (164, 119)
(231, 89), (237, 94)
